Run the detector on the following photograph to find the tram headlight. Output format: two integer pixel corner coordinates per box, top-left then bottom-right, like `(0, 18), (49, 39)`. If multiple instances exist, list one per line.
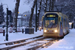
(54, 30), (58, 32)
(44, 30), (47, 32)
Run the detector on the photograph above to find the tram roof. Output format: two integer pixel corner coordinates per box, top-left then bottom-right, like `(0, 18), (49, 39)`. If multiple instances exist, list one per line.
(43, 12), (68, 19)
(45, 11), (61, 12)
(42, 12), (68, 21)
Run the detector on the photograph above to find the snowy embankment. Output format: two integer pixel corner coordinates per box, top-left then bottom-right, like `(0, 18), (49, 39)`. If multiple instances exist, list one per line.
(0, 28), (43, 49)
(0, 29), (43, 43)
(41, 29), (75, 50)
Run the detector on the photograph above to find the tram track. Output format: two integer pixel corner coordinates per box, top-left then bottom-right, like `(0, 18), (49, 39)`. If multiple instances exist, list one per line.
(26, 38), (59, 50)
(11, 38), (59, 50)
(0, 35), (44, 50)
(0, 35), (60, 50)
(10, 37), (46, 50)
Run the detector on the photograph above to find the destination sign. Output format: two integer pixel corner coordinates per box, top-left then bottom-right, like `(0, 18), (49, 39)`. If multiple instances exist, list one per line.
(47, 15), (56, 17)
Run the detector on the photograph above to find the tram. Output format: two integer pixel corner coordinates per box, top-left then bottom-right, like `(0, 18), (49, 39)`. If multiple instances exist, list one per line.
(42, 11), (69, 38)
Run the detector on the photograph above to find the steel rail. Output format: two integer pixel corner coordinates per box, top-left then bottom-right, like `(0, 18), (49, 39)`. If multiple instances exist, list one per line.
(26, 39), (59, 50)
(0, 35), (43, 45)
(0, 35), (44, 50)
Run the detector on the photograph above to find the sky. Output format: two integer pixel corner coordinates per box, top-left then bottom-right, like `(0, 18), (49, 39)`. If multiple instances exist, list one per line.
(0, 0), (34, 14)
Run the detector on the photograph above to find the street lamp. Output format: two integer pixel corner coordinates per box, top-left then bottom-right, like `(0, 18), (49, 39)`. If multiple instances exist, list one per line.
(3, 4), (9, 41)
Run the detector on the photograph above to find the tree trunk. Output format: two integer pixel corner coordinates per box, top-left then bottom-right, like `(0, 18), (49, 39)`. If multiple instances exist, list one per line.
(29, 8), (34, 27)
(37, 0), (42, 27)
(52, 0), (55, 11)
(14, 0), (20, 32)
(29, 0), (36, 27)
(44, 0), (47, 12)
(49, 0), (55, 11)
(49, 0), (51, 11)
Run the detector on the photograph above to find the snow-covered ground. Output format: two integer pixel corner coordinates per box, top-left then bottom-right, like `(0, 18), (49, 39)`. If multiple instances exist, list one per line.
(8, 29), (75, 50)
(41, 29), (75, 50)
(0, 29), (43, 43)
(0, 29), (75, 50)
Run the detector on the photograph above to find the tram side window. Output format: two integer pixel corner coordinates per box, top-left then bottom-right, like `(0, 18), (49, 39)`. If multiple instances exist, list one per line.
(63, 19), (65, 27)
(66, 19), (68, 27)
(64, 19), (67, 27)
(66, 19), (69, 27)
(60, 22), (62, 27)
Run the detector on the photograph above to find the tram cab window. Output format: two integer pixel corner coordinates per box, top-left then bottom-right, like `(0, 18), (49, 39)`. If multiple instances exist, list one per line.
(45, 17), (58, 28)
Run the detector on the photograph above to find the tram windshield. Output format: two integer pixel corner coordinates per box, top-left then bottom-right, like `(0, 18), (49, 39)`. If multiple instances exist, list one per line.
(45, 17), (58, 28)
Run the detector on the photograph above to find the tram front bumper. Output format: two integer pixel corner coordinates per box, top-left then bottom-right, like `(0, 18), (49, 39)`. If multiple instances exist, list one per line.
(43, 32), (59, 37)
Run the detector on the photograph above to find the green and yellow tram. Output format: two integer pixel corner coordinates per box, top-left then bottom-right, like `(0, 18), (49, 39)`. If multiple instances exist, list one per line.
(42, 11), (69, 38)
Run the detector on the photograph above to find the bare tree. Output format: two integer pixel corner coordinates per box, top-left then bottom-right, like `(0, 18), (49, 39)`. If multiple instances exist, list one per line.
(42, 0), (48, 12)
(37, 0), (42, 27)
(49, 0), (55, 11)
(13, 0), (20, 32)
(29, 0), (36, 27)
